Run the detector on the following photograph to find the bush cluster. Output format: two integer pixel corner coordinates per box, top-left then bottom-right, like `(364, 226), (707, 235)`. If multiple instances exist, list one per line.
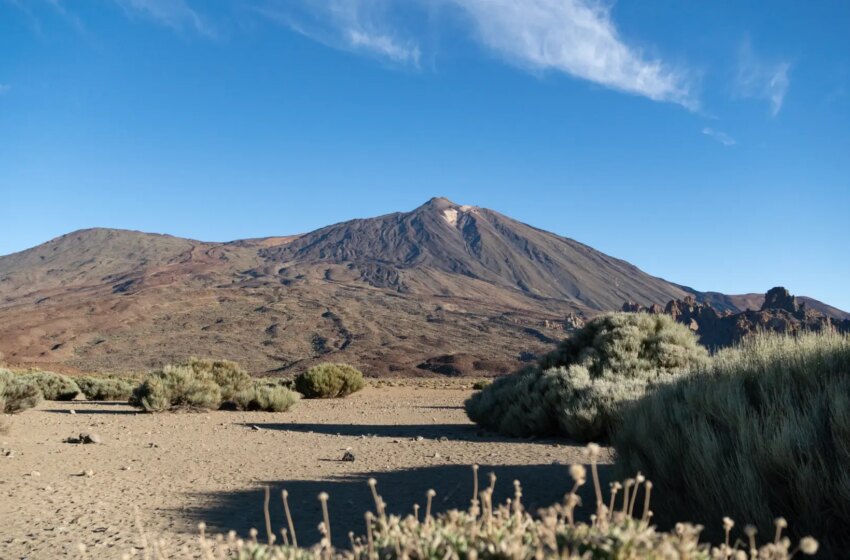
(77, 376), (138, 401)
(184, 358), (254, 400)
(613, 331), (850, 556)
(17, 371), (80, 401)
(130, 365), (223, 412)
(466, 313), (707, 441)
(295, 363), (365, 399)
(129, 359), (299, 413)
(232, 385), (300, 412)
(0, 368), (42, 414)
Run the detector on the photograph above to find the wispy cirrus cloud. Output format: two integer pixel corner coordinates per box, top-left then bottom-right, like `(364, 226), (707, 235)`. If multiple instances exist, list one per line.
(448, 0), (697, 108)
(256, 0), (696, 108)
(702, 127), (735, 147)
(254, 1), (421, 65)
(735, 40), (791, 117)
(113, 0), (214, 36)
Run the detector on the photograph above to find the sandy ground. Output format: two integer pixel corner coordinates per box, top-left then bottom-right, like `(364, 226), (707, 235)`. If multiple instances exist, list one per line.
(0, 385), (612, 559)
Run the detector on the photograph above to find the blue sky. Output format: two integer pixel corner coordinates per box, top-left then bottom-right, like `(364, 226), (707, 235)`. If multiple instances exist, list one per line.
(1, 0), (848, 309)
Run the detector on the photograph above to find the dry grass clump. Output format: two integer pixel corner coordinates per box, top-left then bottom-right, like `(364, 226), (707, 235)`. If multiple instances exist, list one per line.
(232, 385), (300, 412)
(76, 376), (138, 401)
(295, 363), (365, 399)
(466, 313), (707, 441)
(17, 371), (80, 400)
(613, 331), (850, 556)
(112, 448), (818, 560)
(0, 368), (42, 413)
(130, 365), (222, 412)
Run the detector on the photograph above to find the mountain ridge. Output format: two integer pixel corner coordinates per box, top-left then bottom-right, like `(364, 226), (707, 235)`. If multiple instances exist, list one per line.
(0, 198), (845, 375)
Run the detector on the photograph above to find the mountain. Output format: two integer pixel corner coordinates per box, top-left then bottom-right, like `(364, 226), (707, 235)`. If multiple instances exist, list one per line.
(260, 197), (691, 309)
(0, 198), (844, 376)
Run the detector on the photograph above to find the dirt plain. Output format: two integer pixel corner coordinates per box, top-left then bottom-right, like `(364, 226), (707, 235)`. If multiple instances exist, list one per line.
(0, 383), (612, 559)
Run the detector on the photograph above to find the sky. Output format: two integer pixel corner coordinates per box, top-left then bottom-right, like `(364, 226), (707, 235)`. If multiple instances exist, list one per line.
(1, 0), (848, 309)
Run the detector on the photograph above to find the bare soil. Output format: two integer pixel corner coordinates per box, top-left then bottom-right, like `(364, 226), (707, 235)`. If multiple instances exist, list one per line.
(0, 385), (611, 559)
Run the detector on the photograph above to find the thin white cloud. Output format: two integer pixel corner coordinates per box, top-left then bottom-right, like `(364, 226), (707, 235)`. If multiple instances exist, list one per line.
(735, 40), (790, 117)
(448, 0), (696, 108)
(256, 1), (421, 66)
(113, 0), (213, 36)
(702, 127), (735, 147)
(0, 84), (10, 94)
(348, 28), (420, 64)
(258, 0), (695, 108)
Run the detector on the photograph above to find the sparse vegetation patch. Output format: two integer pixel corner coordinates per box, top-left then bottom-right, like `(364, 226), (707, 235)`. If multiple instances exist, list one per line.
(119, 451), (819, 560)
(183, 357), (254, 400)
(0, 369), (42, 414)
(295, 363), (365, 399)
(232, 384), (300, 412)
(130, 365), (222, 412)
(17, 371), (80, 401)
(466, 312), (708, 441)
(76, 376), (138, 401)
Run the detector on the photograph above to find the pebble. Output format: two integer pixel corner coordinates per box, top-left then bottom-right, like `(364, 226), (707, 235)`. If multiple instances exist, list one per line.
(69, 410), (76, 415)
(415, 436), (424, 442)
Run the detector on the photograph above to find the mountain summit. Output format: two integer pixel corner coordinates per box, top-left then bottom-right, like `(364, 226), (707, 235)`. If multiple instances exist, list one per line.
(0, 199), (844, 375)
(261, 197), (689, 310)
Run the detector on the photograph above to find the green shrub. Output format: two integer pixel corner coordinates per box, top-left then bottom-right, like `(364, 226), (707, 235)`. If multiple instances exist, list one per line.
(295, 363), (365, 398)
(466, 313), (708, 441)
(232, 384), (300, 412)
(0, 371), (42, 414)
(130, 365), (222, 412)
(76, 376), (138, 401)
(183, 358), (253, 400)
(613, 331), (850, 556)
(471, 380), (491, 390)
(17, 371), (80, 401)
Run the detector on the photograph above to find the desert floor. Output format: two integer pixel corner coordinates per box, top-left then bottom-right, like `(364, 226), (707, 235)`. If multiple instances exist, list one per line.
(0, 384), (612, 559)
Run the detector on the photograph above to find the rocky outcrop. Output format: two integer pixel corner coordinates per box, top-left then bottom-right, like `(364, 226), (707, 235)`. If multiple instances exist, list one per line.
(626, 287), (850, 349)
(761, 286), (799, 313)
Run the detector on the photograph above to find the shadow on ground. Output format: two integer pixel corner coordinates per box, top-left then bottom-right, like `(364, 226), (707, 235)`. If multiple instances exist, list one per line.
(180, 462), (614, 548)
(45, 408), (140, 415)
(238, 422), (557, 444)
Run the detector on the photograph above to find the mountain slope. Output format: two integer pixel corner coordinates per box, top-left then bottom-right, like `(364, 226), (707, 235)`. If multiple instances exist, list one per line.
(0, 198), (844, 375)
(261, 197), (690, 310)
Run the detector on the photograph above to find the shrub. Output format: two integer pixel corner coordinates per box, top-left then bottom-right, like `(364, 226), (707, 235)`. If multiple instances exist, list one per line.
(232, 385), (300, 412)
(17, 371), (80, 400)
(76, 376), (138, 401)
(256, 377), (296, 391)
(183, 358), (253, 400)
(130, 365), (222, 412)
(466, 313), (708, 441)
(0, 370), (42, 414)
(471, 380), (491, 390)
(295, 363), (365, 398)
(613, 331), (850, 556)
